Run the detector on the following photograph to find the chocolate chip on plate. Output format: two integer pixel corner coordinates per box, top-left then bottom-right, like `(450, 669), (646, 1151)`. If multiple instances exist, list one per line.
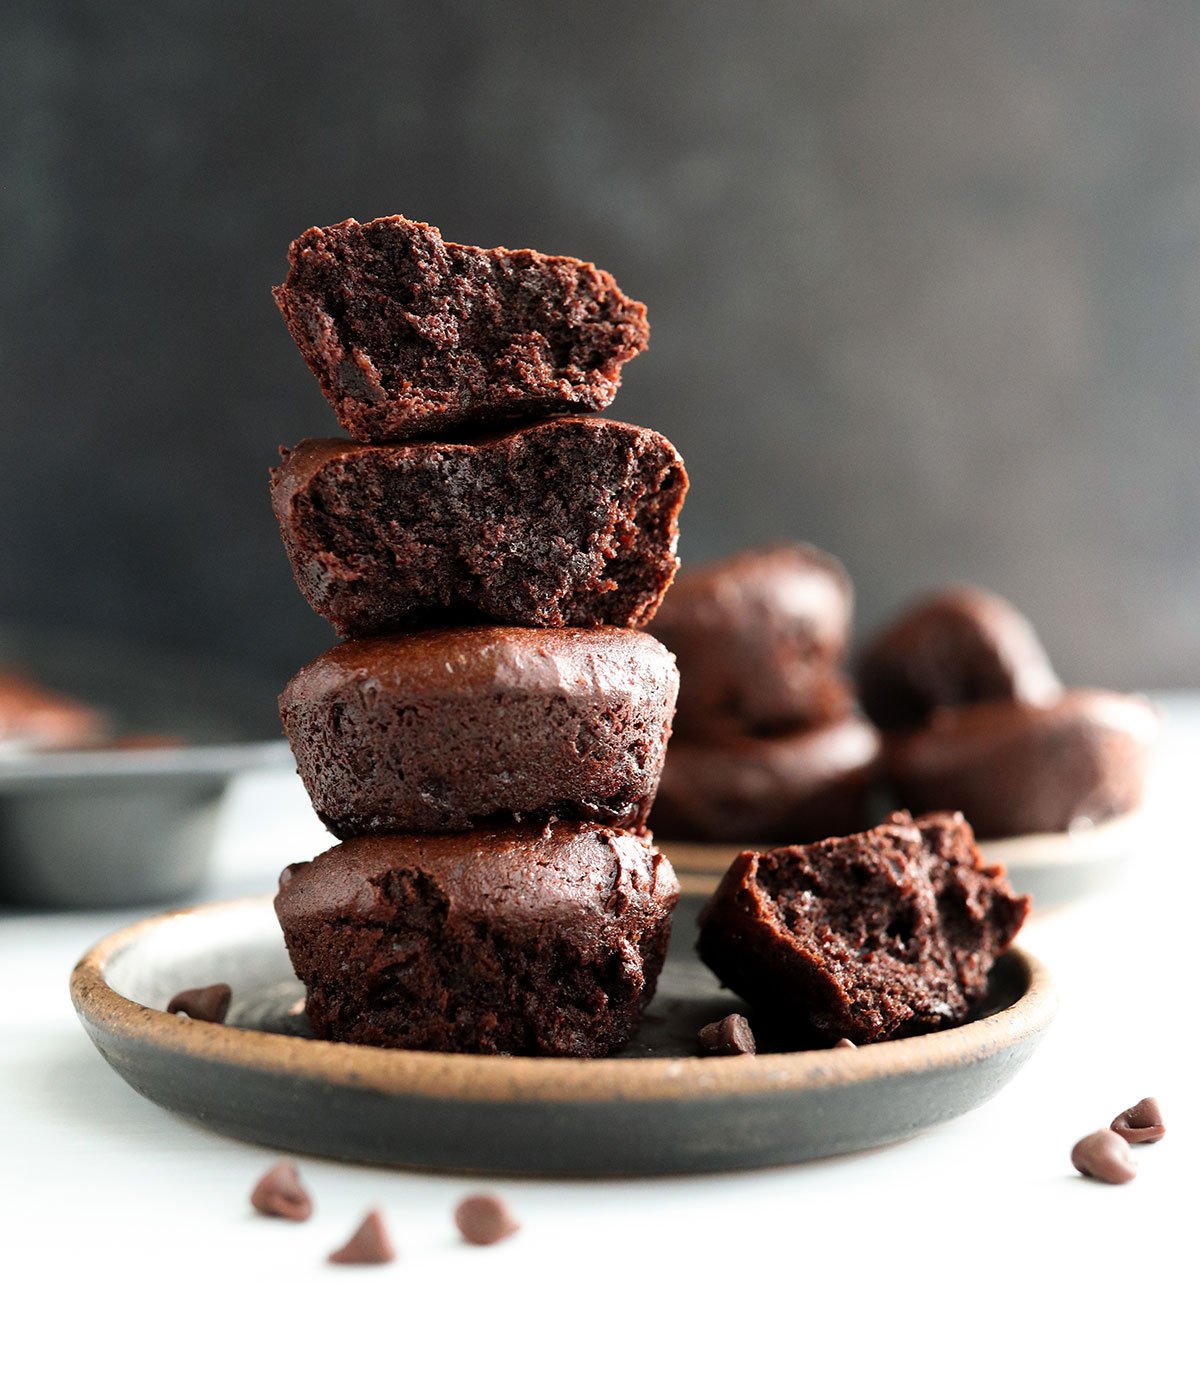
(328, 1209), (395, 1265)
(1110, 1097), (1165, 1145)
(250, 1162), (313, 1222)
(454, 1194), (521, 1247)
(833, 1038), (858, 1050)
(697, 1013), (757, 1056)
(1071, 1129), (1137, 1184)
(166, 983), (232, 1023)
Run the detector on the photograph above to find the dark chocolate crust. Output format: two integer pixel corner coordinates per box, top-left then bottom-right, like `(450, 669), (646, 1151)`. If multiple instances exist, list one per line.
(649, 544), (854, 738)
(650, 716), (881, 845)
(275, 824), (680, 1057)
(857, 586), (1062, 731)
(273, 216), (650, 441)
(271, 418), (687, 636)
(885, 690), (1157, 838)
(697, 811), (1028, 1045)
(280, 627), (680, 837)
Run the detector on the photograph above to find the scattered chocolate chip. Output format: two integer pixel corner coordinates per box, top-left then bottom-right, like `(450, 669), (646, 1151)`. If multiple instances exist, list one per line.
(250, 1162), (313, 1222)
(327, 1209), (395, 1265)
(1071, 1129), (1137, 1184)
(166, 983), (232, 1023)
(833, 1038), (858, 1050)
(1110, 1097), (1165, 1145)
(454, 1194), (521, 1247)
(697, 1013), (757, 1056)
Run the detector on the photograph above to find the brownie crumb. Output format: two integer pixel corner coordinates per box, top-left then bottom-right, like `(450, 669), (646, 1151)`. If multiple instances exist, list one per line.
(166, 983), (232, 1023)
(1110, 1097), (1165, 1145)
(454, 1194), (521, 1247)
(250, 1162), (313, 1222)
(327, 1210), (395, 1265)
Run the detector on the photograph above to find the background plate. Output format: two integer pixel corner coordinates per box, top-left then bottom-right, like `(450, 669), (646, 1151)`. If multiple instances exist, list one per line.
(71, 893), (1056, 1176)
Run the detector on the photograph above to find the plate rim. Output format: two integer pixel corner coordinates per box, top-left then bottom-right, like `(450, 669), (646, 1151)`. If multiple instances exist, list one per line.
(70, 895), (1057, 1107)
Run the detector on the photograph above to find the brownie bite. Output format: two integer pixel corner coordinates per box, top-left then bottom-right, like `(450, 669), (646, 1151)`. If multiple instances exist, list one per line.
(0, 670), (107, 753)
(273, 215), (650, 441)
(276, 824), (679, 1056)
(858, 586), (1062, 731)
(650, 544), (854, 738)
(697, 811), (1028, 1045)
(885, 690), (1157, 838)
(281, 626), (679, 837)
(271, 418), (687, 636)
(651, 716), (881, 846)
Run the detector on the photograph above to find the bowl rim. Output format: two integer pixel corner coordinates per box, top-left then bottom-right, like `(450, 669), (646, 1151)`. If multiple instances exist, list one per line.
(0, 739), (291, 789)
(70, 895), (1057, 1106)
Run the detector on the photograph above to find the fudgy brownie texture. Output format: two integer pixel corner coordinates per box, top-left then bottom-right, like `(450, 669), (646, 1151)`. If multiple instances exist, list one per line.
(271, 418), (687, 636)
(650, 716), (881, 845)
(697, 811), (1028, 1045)
(0, 670), (107, 753)
(273, 216), (650, 441)
(649, 544), (854, 738)
(280, 627), (679, 837)
(857, 587), (1062, 731)
(885, 690), (1157, 838)
(276, 824), (679, 1056)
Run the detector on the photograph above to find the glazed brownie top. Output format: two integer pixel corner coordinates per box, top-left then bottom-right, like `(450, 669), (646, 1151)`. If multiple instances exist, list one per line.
(273, 215), (650, 440)
(276, 823), (680, 933)
(281, 625), (679, 710)
(653, 543), (853, 655)
(858, 586), (1062, 730)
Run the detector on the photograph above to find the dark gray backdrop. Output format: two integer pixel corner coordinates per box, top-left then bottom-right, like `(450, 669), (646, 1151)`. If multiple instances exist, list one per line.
(3, 0), (1197, 699)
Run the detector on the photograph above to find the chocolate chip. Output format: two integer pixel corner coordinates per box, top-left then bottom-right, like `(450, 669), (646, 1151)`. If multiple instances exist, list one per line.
(166, 983), (231, 1022)
(1071, 1129), (1137, 1184)
(454, 1194), (521, 1247)
(250, 1162), (313, 1222)
(697, 1013), (756, 1056)
(833, 1038), (858, 1050)
(327, 1209), (395, 1265)
(1110, 1097), (1165, 1145)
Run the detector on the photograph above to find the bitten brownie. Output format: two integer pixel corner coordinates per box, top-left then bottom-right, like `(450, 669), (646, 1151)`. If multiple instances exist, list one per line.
(857, 586), (1062, 731)
(649, 544), (854, 737)
(280, 627), (679, 837)
(271, 418), (687, 636)
(650, 716), (881, 845)
(276, 824), (679, 1056)
(697, 811), (1028, 1045)
(273, 215), (650, 441)
(885, 690), (1158, 838)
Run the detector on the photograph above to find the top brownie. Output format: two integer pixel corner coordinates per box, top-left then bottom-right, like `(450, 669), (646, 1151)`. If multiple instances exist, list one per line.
(273, 215), (650, 441)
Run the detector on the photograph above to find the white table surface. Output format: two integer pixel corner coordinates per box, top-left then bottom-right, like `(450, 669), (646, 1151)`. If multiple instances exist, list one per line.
(2, 699), (1196, 1392)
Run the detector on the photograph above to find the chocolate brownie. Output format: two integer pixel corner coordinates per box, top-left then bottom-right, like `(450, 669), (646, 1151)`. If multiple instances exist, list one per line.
(273, 215), (650, 441)
(649, 544), (854, 737)
(0, 670), (107, 753)
(857, 587), (1062, 731)
(650, 716), (881, 845)
(276, 824), (679, 1056)
(697, 811), (1028, 1045)
(271, 418), (687, 636)
(280, 627), (679, 837)
(884, 690), (1157, 838)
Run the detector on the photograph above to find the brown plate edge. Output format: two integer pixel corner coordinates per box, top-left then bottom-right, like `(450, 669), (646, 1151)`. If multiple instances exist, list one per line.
(70, 896), (1058, 1107)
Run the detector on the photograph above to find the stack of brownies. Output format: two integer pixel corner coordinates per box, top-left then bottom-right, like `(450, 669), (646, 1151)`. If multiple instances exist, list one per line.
(268, 215), (688, 1057)
(649, 544), (881, 845)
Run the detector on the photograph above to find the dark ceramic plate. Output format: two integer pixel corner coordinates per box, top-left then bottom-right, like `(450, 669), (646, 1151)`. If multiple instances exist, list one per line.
(662, 810), (1146, 909)
(71, 894), (1056, 1176)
